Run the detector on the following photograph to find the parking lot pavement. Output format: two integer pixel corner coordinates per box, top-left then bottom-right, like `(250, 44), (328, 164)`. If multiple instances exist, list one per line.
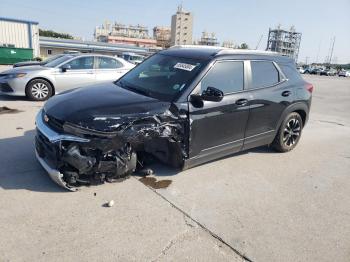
(0, 75), (349, 261)
(0, 98), (243, 261)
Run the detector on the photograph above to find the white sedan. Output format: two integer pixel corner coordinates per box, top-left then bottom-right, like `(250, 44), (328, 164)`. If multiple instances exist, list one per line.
(0, 54), (135, 101)
(338, 70), (350, 77)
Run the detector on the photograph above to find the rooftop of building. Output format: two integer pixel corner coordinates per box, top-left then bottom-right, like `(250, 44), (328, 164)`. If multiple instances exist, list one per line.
(39, 36), (153, 54)
(0, 16), (39, 25)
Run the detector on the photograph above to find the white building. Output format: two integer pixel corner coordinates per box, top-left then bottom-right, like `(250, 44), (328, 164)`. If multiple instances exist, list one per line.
(170, 5), (193, 46)
(0, 17), (40, 57)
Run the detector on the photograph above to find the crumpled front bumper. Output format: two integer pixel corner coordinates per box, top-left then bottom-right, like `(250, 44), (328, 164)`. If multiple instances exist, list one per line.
(35, 109), (90, 191)
(35, 150), (77, 191)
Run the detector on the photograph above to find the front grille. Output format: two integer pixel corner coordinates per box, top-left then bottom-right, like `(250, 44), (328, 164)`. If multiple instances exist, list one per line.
(46, 115), (65, 133)
(35, 129), (59, 167)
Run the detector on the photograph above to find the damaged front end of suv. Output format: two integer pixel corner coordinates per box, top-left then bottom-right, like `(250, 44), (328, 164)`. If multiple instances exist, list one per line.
(35, 99), (188, 191)
(35, 51), (208, 190)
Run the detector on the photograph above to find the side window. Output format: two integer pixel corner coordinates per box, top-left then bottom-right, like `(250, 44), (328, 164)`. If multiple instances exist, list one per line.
(278, 63), (303, 81)
(251, 61), (280, 89)
(200, 61), (244, 94)
(98, 57), (122, 69)
(65, 56), (93, 70)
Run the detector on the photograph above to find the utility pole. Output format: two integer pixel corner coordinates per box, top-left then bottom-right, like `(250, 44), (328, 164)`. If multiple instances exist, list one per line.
(305, 56), (309, 65)
(255, 34), (263, 50)
(316, 40), (321, 64)
(329, 37), (335, 65)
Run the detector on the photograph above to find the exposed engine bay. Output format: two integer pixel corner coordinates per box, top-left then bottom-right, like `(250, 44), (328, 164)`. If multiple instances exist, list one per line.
(35, 104), (187, 191)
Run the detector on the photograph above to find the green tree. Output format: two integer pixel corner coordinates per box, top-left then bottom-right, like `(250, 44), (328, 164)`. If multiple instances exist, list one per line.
(239, 43), (249, 49)
(39, 29), (73, 39)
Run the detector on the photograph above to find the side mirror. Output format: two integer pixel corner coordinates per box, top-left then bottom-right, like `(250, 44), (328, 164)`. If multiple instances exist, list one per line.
(190, 93), (204, 108)
(201, 87), (224, 102)
(61, 64), (71, 72)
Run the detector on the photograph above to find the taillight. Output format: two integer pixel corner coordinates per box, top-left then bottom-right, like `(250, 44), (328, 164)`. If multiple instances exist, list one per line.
(305, 83), (314, 93)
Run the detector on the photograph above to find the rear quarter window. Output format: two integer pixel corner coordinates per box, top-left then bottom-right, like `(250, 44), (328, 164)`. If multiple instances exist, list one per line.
(251, 61), (280, 88)
(278, 63), (303, 82)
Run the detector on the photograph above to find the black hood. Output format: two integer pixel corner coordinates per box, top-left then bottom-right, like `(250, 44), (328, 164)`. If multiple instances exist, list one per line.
(44, 83), (171, 132)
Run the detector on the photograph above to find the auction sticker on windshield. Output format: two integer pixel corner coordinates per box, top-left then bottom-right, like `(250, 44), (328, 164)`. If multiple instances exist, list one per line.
(174, 62), (197, 71)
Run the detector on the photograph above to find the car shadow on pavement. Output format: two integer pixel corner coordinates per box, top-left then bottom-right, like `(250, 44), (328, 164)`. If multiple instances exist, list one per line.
(0, 95), (29, 101)
(0, 129), (66, 192)
(144, 145), (278, 178)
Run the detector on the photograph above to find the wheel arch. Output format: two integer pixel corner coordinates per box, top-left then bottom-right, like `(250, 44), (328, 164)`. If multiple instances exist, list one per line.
(275, 102), (309, 131)
(26, 77), (55, 95)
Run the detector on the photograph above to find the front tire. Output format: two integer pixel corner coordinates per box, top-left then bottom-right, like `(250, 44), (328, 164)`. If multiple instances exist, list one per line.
(26, 79), (53, 101)
(271, 112), (303, 152)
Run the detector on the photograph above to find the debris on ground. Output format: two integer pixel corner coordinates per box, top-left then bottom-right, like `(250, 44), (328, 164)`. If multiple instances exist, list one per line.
(139, 177), (172, 189)
(107, 200), (114, 207)
(138, 168), (154, 177)
(16, 127), (23, 130)
(0, 106), (21, 115)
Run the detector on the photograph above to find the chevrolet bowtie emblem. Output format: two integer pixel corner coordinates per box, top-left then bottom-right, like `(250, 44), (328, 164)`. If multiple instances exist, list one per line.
(44, 114), (49, 123)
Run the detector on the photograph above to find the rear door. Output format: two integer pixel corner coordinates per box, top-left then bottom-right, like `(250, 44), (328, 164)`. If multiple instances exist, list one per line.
(95, 56), (128, 83)
(189, 60), (251, 158)
(243, 60), (293, 149)
(54, 56), (95, 92)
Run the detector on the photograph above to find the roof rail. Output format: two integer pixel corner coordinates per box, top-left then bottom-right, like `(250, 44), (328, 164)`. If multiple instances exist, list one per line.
(169, 45), (226, 50)
(217, 49), (279, 56)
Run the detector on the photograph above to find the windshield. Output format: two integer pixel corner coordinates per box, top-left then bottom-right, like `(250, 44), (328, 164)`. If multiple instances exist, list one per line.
(42, 54), (65, 64)
(44, 55), (74, 68)
(116, 53), (207, 102)
(130, 55), (144, 61)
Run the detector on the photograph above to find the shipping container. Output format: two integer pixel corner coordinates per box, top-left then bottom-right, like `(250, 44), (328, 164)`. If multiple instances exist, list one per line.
(0, 47), (33, 64)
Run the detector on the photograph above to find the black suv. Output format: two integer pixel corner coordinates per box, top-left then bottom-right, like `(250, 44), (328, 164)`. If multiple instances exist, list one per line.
(35, 47), (313, 190)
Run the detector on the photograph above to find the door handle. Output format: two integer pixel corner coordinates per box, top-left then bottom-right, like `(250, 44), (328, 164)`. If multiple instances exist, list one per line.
(86, 71), (94, 74)
(282, 91), (292, 97)
(235, 99), (248, 106)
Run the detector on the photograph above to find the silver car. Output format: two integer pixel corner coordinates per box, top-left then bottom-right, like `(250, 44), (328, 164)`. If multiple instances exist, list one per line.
(0, 54), (134, 101)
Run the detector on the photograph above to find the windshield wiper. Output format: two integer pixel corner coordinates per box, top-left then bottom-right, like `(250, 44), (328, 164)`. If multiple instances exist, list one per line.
(117, 80), (151, 98)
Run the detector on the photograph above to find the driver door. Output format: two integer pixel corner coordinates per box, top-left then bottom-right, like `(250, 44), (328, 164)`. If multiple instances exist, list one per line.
(188, 60), (251, 159)
(54, 56), (95, 92)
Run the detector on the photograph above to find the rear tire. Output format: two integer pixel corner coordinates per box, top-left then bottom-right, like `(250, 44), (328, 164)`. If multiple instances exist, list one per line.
(271, 112), (303, 152)
(26, 79), (53, 101)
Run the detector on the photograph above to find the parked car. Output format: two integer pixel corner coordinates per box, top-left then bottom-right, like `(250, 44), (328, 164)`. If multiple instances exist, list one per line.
(0, 54), (134, 101)
(34, 46), (313, 190)
(320, 68), (337, 76)
(122, 52), (145, 65)
(310, 68), (323, 75)
(13, 54), (68, 68)
(338, 70), (350, 77)
(297, 66), (306, 74)
(303, 67), (311, 74)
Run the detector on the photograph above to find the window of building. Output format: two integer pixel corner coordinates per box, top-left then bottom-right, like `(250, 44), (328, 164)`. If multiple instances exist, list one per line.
(251, 61), (279, 89)
(64, 56), (94, 70)
(97, 57), (122, 69)
(200, 61), (244, 94)
(183, 33), (187, 36)
(47, 49), (52, 55)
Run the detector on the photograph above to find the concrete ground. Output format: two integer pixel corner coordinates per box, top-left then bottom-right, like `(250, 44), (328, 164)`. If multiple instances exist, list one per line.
(0, 75), (349, 261)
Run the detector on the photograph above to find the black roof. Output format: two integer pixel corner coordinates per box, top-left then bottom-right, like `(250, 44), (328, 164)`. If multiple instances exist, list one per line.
(160, 46), (293, 63)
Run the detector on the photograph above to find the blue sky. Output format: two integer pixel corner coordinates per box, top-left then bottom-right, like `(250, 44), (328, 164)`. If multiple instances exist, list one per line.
(1, 0), (349, 63)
